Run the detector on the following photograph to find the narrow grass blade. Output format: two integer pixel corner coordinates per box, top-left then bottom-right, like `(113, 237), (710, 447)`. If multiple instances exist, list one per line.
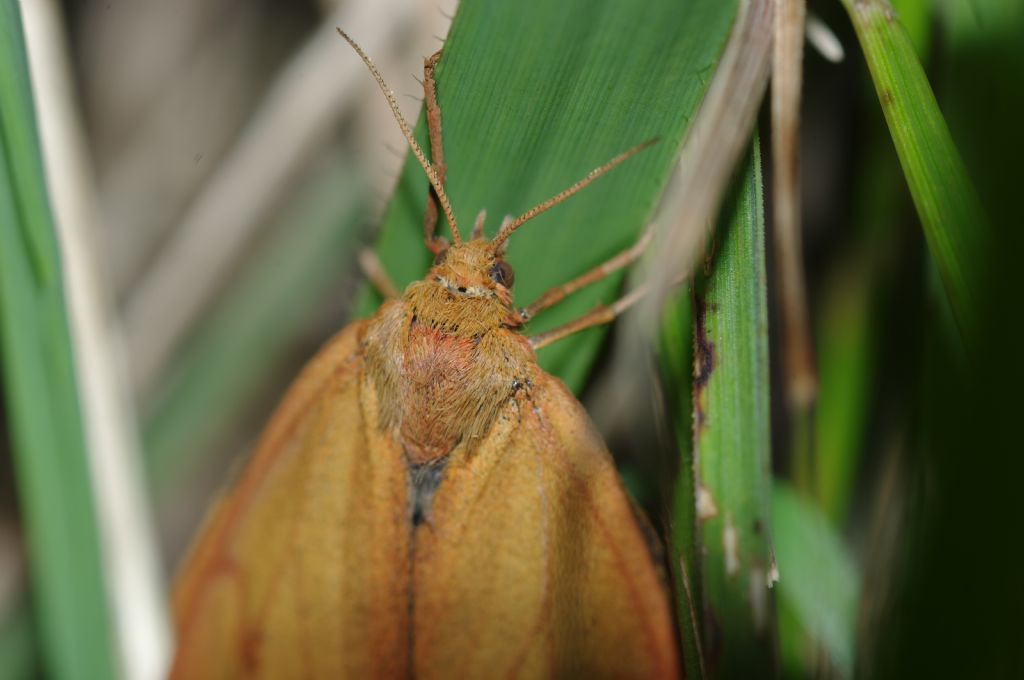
(21, 1), (172, 674)
(890, 0), (934, 57)
(841, 0), (988, 344)
(658, 289), (702, 678)
(360, 0), (741, 393)
(811, 260), (878, 524)
(864, 3), (1024, 676)
(0, 2), (115, 677)
(691, 142), (774, 677)
(937, 0), (1024, 261)
(809, 129), (906, 523)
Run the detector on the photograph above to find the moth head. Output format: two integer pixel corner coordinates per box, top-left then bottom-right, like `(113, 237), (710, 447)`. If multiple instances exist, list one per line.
(429, 238), (515, 307)
(336, 29), (655, 317)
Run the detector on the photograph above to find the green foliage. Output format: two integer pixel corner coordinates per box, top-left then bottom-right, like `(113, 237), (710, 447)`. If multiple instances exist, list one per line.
(861, 1), (1024, 676)
(686, 143), (774, 677)
(5, 0), (1020, 676)
(842, 0), (988, 344)
(0, 2), (114, 677)
(362, 0), (740, 393)
(659, 287), (702, 679)
(774, 482), (859, 677)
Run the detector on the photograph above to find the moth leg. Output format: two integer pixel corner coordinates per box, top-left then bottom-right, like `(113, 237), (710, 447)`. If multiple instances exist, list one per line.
(527, 285), (649, 350)
(422, 50), (449, 254)
(516, 224), (654, 324)
(359, 249), (399, 299)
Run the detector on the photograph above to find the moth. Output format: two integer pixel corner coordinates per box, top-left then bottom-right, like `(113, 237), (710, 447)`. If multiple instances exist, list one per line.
(171, 30), (680, 679)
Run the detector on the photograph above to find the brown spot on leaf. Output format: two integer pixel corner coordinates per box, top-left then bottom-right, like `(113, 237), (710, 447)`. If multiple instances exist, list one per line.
(693, 293), (716, 428)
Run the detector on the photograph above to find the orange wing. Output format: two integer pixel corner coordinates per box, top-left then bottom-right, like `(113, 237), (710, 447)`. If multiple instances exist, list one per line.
(171, 321), (412, 678)
(412, 372), (681, 679)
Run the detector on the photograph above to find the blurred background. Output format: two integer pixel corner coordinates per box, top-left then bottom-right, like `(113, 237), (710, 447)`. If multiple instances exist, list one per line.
(49, 0), (453, 552)
(3, 0), (454, 676)
(20, 0), (460, 561)
(1, 0), (1022, 677)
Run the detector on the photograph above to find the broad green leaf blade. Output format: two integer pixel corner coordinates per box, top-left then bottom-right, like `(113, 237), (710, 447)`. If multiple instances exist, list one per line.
(0, 2), (115, 677)
(841, 0), (988, 344)
(773, 482), (859, 678)
(362, 0), (741, 393)
(691, 142), (774, 677)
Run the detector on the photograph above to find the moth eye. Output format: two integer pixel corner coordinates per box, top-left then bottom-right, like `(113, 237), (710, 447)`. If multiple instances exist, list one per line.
(433, 249), (448, 266)
(489, 260), (515, 288)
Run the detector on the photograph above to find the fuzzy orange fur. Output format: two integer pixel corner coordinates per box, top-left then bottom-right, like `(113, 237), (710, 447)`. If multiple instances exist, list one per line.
(171, 237), (680, 678)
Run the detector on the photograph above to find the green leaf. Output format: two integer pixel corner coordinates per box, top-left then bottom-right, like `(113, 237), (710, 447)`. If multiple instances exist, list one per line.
(862, 3), (1024, 676)
(890, 0), (935, 58)
(360, 0), (741, 393)
(690, 141), (774, 676)
(0, 2), (115, 677)
(938, 0), (1024, 246)
(0, 600), (39, 680)
(841, 0), (988, 345)
(774, 482), (859, 678)
(659, 287), (700, 678)
(808, 132), (900, 524)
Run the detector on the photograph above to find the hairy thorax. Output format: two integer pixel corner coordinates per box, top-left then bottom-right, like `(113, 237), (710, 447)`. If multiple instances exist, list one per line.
(365, 281), (535, 465)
